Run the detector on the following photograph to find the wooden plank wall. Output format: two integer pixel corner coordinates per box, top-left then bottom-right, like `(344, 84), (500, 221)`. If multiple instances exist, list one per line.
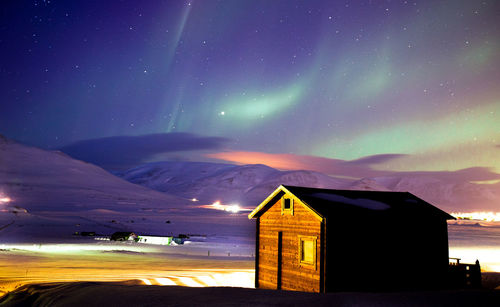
(258, 196), (322, 292)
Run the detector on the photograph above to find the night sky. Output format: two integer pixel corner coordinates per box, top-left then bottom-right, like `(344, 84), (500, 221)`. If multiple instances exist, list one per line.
(1, 1), (499, 177)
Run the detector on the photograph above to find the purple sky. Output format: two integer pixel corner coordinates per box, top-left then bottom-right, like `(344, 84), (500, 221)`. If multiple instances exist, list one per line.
(1, 1), (499, 180)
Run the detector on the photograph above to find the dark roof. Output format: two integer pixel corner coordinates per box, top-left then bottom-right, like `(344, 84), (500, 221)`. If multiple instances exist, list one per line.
(249, 185), (455, 220)
(284, 185), (455, 220)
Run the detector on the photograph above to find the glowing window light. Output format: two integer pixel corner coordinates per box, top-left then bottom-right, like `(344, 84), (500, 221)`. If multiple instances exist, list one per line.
(155, 277), (176, 285)
(140, 278), (152, 285)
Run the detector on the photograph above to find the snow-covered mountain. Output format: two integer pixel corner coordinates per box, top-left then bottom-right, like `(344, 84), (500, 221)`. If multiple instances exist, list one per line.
(119, 160), (500, 212)
(118, 161), (352, 207)
(0, 135), (233, 241)
(0, 135), (188, 212)
(369, 175), (500, 212)
(1, 134), (498, 242)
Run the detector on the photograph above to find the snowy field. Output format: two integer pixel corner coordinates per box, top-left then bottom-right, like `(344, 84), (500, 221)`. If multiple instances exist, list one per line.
(1, 220), (500, 297)
(0, 235), (255, 296)
(1, 282), (499, 307)
(448, 221), (500, 272)
(1, 136), (500, 300)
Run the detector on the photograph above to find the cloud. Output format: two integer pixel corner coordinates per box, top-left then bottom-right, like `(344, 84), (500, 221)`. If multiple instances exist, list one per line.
(206, 151), (500, 183)
(398, 167), (500, 183)
(347, 154), (407, 165)
(60, 133), (230, 169)
(205, 151), (393, 178)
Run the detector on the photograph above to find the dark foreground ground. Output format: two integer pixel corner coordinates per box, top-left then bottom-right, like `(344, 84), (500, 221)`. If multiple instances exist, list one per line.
(1, 281), (499, 307)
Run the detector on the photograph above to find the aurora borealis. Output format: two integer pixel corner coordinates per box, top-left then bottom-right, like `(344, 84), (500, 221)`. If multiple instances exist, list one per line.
(1, 1), (499, 178)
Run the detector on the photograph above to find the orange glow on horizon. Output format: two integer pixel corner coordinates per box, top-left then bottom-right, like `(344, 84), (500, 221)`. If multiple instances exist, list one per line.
(197, 201), (248, 213)
(206, 151), (325, 171)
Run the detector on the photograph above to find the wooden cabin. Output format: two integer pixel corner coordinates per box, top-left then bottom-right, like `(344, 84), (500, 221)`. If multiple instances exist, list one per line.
(248, 185), (455, 292)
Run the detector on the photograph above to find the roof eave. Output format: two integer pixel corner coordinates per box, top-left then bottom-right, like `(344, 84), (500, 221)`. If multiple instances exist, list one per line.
(248, 185), (324, 222)
(248, 185), (286, 219)
(405, 192), (456, 220)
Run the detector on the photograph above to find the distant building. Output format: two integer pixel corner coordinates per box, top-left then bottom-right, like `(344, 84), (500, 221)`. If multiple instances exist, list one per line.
(136, 235), (188, 245)
(248, 185), (455, 292)
(80, 231), (96, 236)
(110, 232), (137, 241)
(109, 232), (187, 245)
(136, 235), (173, 245)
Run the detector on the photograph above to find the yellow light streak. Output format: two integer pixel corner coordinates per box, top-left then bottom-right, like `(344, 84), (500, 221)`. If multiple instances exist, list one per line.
(197, 275), (218, 286)
(0, 243), (151, 254)
(449, 247), (500, 272)
(451, 211), (500, 222)
(155, 278), (176, 286)
(178, 277), (204, 287)
(0, 246), (255, 295)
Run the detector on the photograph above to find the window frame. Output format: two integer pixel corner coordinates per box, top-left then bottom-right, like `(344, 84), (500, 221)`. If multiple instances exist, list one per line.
(298, 235), (317, 268)
(281, 197), (294, 215)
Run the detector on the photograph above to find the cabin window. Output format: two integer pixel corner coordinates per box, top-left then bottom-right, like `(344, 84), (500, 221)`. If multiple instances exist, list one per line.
(281, 197), (294, 215)
(298, 236), (316, 267)
(284, 198), (291, 210)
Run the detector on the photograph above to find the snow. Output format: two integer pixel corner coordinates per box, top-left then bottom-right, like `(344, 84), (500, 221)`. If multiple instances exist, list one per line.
(118, 161), (500, 213)
(370, 176), (500, 212)
(119, 161), (353, 208)
(0, 137), (256, 242)
(0, 140), (189, 213)
(1, 133), (500, 297)
(2, 282), (499, 306)
(309, 193), (390, 210)
(0, 238), (255, 296)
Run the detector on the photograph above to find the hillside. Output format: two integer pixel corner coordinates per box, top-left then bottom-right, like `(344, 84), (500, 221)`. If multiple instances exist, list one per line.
(0, 135), (207, 240)
(1, 134), (499, 242)
(119, 160), (500, 213)
(118, 161), (352, 208)
(370, 175), (500, 212)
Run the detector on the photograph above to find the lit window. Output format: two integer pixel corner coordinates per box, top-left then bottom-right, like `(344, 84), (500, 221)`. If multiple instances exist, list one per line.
(281, 197), (294, 215)
(298, 236), (316, 267)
